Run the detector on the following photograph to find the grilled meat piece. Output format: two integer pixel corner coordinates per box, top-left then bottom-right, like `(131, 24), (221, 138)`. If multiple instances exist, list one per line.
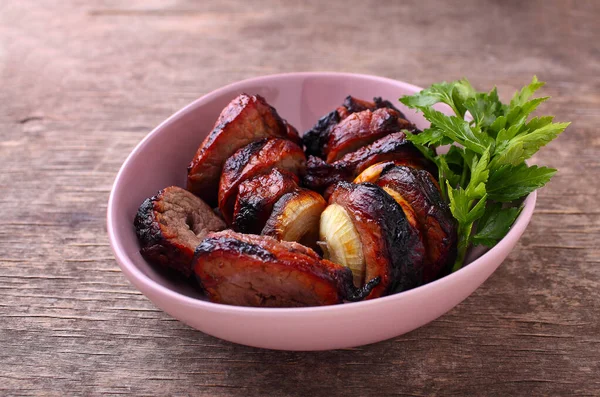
(302, 96), (408, 158)
(218, 138), (306, 224)
(303, 132), (435, 192)
(187, 94), (295, 205)
(261, 189), (326, 249)
(327, 182), (425, 299)
(232, 168), (300, 234)
(302, 110), (340, 159)
(325, 108), (416, 163)
(134, 186), (226, 276)
(193, 230), (379, 307)
(376, 166), (457, 282)
(283, 120), (302, 146)
(353, 160), (433, 183)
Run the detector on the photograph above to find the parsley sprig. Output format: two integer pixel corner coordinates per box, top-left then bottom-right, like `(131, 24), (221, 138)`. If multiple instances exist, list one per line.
(400, 77), (569, 271)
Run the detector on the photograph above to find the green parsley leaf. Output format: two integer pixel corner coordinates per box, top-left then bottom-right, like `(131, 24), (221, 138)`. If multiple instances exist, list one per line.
(472, 203), (522, 247)
(421, 107), (494, 154)
(525, 115), (554, 132)
(487, 164), (557, 202)
(404, 127), (450, 146)
(399, 76), (568, 272)
(466, 148), (490, 198)
(464, 88), (506, 131)
(399, 79), (476, 118)
(510, 121), (570, 160)
(510, 76), (545, 108)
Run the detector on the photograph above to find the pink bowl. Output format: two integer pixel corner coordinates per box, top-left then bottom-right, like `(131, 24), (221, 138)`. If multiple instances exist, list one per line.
(107, 72), (536, 351)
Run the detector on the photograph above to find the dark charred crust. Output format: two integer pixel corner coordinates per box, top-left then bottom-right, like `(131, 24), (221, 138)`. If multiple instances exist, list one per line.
(354, 183), (425, 293)
(302, 156), (352, 193)
(344, 277), (381, 302)
(192, 230), (377, 307)
(219, 139), (306, 223)
(302, 110), (340, 158)
(195, 237), (276, 262)
(324, 108), (416, 163)
(186, 93), (291, 205)
(232, 169), (299, 234)
(134, 196), (161, 247)
(329, 182), (425, 297)
(133, 186), (226, 277)
(373, 97), (407, 119)
(303, 132), (434, 192)
(342, 95), (374, 114)
(232, 205), (260, 233)
(220, 139), (267, 178)
(302, 96), (412, 160)
(134, 191), (194, 275)
(377, 166), (457, 282)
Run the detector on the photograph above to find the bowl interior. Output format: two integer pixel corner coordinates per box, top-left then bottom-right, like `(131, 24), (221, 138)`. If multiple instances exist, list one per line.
(109, 73), (528, 305)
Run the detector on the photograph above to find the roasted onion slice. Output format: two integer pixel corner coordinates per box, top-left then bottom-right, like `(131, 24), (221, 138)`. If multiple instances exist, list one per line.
(262, 189), (326, 249)
(323, 182), (425, 298)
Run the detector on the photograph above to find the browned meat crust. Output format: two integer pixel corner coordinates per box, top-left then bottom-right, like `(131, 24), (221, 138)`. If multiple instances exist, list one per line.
(218, 138), (306, 224)
(134, 186), (226, 276)
(325, 108), (416, 163)
(193, 230), (379, 307)
(232, 168), (300, 234)
(376, 166), (458, 282)
(187, 94), (291, 205)
(283, 120), (302, 146)
(303, 132), (435, 192)
(328, 182), (425, 298)
(302, 96), (409, 158)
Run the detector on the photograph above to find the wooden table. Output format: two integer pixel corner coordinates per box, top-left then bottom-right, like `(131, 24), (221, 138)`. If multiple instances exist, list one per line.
(1, 1), (599, 395)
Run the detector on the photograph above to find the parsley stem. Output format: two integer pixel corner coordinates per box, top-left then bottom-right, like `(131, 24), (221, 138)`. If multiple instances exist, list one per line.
(459, 162), (468, 188)
(453, 222), (473, 272)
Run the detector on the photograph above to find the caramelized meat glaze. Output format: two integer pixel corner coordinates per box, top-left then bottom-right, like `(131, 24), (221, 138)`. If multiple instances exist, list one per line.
(328, 182), (425, 298)
(376, 166), (458, 282)
(193, 230), (379, 307)
(218, 138), (306, 224)
(187, 94), (298, 205)
(303, 132), (435, 193)
(302, 95), (410, 158)
(232, 168), (300, 234)
(133, 93), (459, 307)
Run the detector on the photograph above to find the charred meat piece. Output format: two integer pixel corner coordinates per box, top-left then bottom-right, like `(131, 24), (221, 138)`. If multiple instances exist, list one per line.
(325, 108), (416, 163)
(193, 230), (379, 307)
(303, 132), (435, 192)
(337, 95), (407, 120)
(232, 168), (300, 234)
(134, 186), (226, 277)
(302, 110), (340, 159)
(353, 160), (431, 184)
(325, 182), (425, 298)
(261, 189), (326, 249)
(376, 166), (457, 282)
(282, 120), (302, 146)
(302, 96), (408, 158)
(218, 138), (306, 224)
(187, 94), (293, 205)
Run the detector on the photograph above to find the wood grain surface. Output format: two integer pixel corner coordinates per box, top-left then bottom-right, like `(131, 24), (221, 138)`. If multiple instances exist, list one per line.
(1, 0), (599, 395)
